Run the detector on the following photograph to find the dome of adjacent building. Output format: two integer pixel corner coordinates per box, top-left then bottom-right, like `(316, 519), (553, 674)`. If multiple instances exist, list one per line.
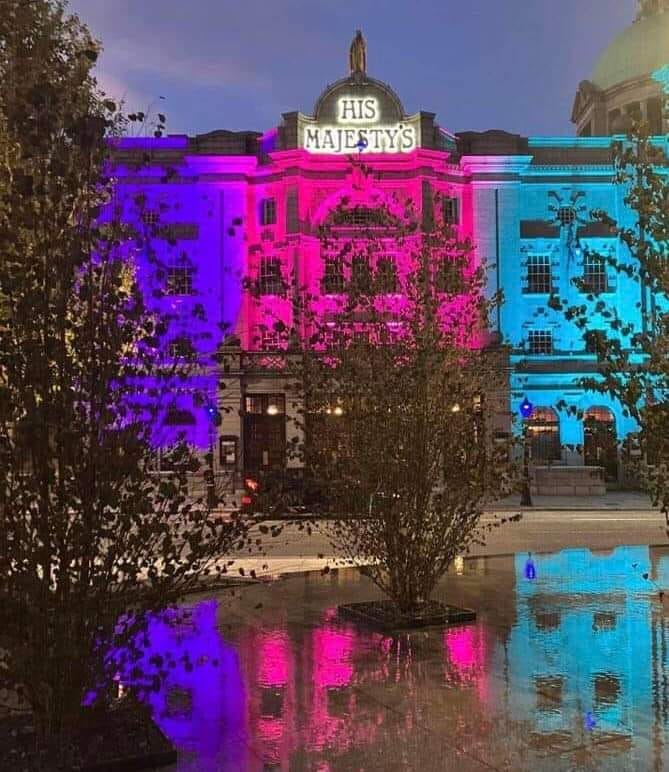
(590, 10), (669, 91)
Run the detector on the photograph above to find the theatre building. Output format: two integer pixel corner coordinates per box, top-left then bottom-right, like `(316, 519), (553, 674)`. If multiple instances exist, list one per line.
(112, 3), (668, 497)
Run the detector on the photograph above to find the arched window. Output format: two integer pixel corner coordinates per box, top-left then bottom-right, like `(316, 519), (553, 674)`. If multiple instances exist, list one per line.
(526, 407), (560, 463)
(331, 206), (391, 227)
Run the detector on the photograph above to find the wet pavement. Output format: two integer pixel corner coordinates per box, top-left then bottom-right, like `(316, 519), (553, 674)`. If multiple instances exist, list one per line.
(144, 545), (669, 771)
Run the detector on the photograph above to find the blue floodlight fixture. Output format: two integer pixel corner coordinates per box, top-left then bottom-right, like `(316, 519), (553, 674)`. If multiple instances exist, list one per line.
(356, 134), (368, 153)
(205, 403), (219, 424)
(519, 396), (534, 419)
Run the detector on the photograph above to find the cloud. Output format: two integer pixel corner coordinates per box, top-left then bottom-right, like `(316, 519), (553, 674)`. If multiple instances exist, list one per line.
(100, 36), (271, 92)
(94, 70), (152, 113)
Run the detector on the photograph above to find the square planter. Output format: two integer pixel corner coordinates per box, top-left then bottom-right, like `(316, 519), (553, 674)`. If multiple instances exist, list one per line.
(338, 599), (476, 633)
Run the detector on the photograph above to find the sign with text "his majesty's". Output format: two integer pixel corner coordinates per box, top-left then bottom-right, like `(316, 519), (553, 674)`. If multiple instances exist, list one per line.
(303, 97), (418, 154)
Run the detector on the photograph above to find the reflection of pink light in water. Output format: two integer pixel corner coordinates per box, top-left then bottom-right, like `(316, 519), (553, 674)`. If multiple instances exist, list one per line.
(309, 614), (364, 752)
(313, 627), (354, 688)
(444, 624), (488, 702)
(243, 629), (295, 765)
(258, 630), (290, 686)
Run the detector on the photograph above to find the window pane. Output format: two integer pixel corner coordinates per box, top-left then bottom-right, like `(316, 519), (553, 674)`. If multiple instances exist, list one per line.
(322, 259), (345, 294)
(260, 198), (276, 226)
(442, 197), (460, 225)
(351, 256), (372, 294)
(259, 257), (283, 295)
(526, 255), (552, 294)
(167, 261), (194, 295)
(375, 257), (398, 294)
(583, 253), (608, 293)
(528, 330), (553, 354)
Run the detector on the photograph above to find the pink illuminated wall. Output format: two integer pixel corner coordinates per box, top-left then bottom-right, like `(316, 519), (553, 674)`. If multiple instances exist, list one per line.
(112, 138), (483, 452)
(241, 150), (481, 353)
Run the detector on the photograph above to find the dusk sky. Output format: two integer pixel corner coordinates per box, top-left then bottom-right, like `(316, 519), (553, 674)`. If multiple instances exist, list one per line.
(68, 0), (636, 138)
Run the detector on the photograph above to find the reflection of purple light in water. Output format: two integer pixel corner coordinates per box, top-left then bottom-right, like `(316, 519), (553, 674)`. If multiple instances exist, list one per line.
(524, 554), (537, 580)
(585, 711), (596, 731)
(118, 601), (247, 765)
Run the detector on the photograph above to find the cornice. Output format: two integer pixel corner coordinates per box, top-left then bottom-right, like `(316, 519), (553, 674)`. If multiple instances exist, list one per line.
(460, 155), (534, 176)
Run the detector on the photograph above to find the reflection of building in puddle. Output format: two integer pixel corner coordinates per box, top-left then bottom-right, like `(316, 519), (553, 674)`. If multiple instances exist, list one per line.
(239, 627), (296, 768)
(444, 624), (489, 702)
(506, 546), (656, 759)
(126, 600), (248, 767)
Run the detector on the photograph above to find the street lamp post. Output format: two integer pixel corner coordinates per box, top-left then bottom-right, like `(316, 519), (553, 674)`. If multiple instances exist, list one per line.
(205, 403), (221, 511)
(519, 396), (534, 507)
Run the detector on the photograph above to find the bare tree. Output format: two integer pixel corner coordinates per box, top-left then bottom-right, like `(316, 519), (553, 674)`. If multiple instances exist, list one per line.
(549, 121), (669, 521)
(251, 179), (517, 618)
(0, 0), (256, 743)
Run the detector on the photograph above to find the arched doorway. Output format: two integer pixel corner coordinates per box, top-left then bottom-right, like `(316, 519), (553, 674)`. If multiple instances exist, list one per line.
(526, 407), (561, 463)
(584, 407), (618, 482)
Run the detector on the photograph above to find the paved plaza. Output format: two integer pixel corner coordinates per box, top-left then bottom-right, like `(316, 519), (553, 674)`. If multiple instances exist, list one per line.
(227, 494), (666, 580)
(142, 530), (669, 770)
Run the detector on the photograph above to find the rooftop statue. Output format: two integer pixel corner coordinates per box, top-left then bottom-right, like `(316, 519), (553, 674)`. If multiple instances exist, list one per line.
(349, 29), (367, 75)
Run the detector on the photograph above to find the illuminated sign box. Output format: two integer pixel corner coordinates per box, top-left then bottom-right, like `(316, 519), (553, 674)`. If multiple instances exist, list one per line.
(302, 96), (418, 154)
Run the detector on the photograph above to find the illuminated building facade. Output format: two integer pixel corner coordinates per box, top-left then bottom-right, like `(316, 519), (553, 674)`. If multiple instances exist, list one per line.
(112, 9), (668, 493)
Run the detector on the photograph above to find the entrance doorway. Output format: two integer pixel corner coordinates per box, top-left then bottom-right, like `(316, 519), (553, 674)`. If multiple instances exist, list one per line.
(526, 407), (561, 463)
(584, 407), (618, 482)
(243, 393), (286, 471)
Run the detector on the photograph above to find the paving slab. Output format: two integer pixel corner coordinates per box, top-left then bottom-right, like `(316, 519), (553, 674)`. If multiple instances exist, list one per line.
(139, 543), (669, 771)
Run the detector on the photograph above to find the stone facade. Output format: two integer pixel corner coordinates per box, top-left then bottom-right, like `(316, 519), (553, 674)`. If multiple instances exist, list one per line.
(110, 26), (668, 495)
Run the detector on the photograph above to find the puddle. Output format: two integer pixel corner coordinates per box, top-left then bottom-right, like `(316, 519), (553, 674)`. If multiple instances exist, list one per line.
(127, 545), (669, 770)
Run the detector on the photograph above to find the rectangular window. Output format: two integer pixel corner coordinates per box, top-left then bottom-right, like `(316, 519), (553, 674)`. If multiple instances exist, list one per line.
(442, 197), (460, 226)
(583, 253), (608, 294)
(351, 255), (372, 294)
(141, 210), (159, 227)
(528, 330), (553, 355)
(353, 328), (370, 345)
(435, 257), (464, 294)
(167, 261), (194, 295)
(245, 394), (285, 415)
(260, 198), (276, 226)
(258, 257), (283, 296)
(157, 223), (199, 241)
(526, 255), (552, 294)
(322, 324), (345, 349)
(375, 256), (398, 294)
(260, 328), (280, 350)
(286, 188), (299, 233)
(168, 336), (195, 359)
(322, 258), (345, 294)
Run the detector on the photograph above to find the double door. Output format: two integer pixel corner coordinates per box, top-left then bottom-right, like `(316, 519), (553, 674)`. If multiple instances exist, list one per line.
(243, 393), (286, 471)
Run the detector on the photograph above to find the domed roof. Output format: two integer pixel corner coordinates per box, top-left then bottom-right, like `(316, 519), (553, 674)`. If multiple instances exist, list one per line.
(591, 11), (669, 91)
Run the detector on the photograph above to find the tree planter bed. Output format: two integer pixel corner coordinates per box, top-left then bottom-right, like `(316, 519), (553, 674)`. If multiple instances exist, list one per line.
(0, 698), (176, 772)
(338, 600), (476, 632)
